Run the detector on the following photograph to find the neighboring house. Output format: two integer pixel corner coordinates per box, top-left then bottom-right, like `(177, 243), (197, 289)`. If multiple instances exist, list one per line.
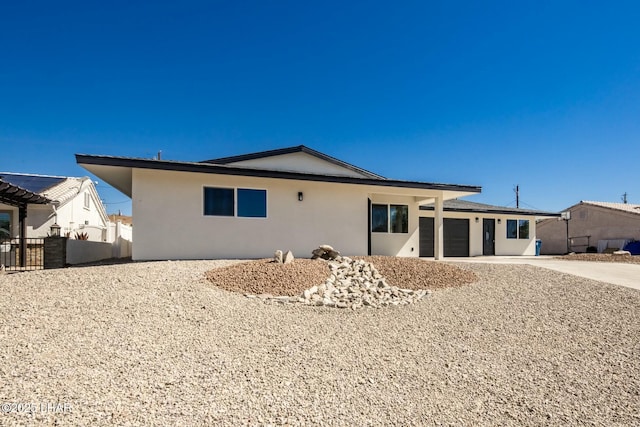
(420, 199), (559, 256)
(0, 173), (109, 241)
(76, 145), (555, 260)
(108, 214), (133, 226)
(537, 201), (640, 254)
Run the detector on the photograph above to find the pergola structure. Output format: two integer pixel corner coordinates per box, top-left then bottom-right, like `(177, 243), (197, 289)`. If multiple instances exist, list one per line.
(0, 178), (51, 267)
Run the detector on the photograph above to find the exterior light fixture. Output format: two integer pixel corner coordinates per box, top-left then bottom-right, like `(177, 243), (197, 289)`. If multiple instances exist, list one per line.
(475, 217), (479, 223)
(497, 219), (502, 224)
(298, 192), (303, 201)
(50, 223), (61, 237)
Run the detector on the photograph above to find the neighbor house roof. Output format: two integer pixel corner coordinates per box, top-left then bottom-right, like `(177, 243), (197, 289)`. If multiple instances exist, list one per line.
(75, 154), (482, 195)
(201, 145), (386, 179)
(0, 172), (85, 206)
(0, 172), (66, 194)
(0, 172), (109, 225)
(0, 178), (51, 207)
(420, 199), (560, 217)
(579, 200), (640, 216)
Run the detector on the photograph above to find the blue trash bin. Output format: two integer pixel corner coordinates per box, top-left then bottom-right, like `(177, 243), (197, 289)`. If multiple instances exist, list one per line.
(535, 239), (542, 256)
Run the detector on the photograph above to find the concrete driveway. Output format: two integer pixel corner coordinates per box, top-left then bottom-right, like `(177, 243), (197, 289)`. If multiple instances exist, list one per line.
(448, 256), (640, 291)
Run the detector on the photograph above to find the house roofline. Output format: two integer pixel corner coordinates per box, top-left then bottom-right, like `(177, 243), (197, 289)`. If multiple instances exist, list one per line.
(75, 154), (482, 193)
(419, 204), (560, 217)
(201, 145), (386, 180)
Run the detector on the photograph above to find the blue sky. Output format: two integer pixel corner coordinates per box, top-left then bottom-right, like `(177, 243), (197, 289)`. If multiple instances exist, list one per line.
(2, 1), (639, 215)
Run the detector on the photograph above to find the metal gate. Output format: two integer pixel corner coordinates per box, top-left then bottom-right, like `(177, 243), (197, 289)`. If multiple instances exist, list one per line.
(0, 238), (45, 271)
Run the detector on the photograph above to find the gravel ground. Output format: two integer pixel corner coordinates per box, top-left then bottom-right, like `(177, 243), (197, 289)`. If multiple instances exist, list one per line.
(205, 256), (477, 296)
(558, 253), (640, 264)
(1, 260), (639, 426)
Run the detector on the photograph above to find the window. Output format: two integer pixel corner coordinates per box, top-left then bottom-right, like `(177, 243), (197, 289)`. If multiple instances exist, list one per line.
(84, 192), (90, 209)
(0, 212), (10, 238)
(371, 204), (408, 233)
(390, 205), (408, 233)
(506, 219), (530, 239)
(518, 220), (529, 239)
(204, 187), (234, 216)
(371, 204), (388, 232)
(204, 187), (267, 218)
(237, 189), (267, 218)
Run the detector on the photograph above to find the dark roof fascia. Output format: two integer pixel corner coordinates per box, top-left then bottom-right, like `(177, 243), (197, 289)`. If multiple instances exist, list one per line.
(75, 154), (482, 193)
(201, 145), (386, 180)
(419, 204), (560, 217)
(0, 180), (52, 207)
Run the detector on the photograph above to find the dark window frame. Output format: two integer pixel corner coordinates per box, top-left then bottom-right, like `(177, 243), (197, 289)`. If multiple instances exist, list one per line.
(371, 204), (388, 233)
(506, 218), (530, 239)
(371, 204), (409, 234)
(390, 204), (409, 233)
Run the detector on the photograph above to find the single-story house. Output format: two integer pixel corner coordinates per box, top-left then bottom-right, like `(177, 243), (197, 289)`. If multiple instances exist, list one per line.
(537, 200), (640, 254)
(0, 172), (109, 241)
(76, 145), (556, 260)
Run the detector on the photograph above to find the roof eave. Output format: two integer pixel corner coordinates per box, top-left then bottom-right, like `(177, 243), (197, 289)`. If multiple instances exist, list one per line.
(419, 205), (561, 217)
(76, 154), (481, 194)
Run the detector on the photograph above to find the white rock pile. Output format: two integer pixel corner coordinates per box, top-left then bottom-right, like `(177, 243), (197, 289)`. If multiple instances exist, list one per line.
(257, 255), (430, 309)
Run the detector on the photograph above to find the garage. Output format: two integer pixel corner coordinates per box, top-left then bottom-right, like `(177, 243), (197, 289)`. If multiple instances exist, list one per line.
(419, 217), (470, 257)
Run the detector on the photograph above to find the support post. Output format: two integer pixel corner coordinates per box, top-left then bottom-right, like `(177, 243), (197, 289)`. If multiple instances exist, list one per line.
(434, 195), (444, 260)
(19, 206), (27, 268)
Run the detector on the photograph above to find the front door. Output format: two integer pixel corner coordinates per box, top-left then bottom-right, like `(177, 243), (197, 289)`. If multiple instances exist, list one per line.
(483, 218), (495, 255)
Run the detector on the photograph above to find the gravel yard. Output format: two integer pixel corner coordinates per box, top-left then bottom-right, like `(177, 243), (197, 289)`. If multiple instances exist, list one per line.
(1, 260), (639, 426)
(558, 253), (640, 264)
(205, 256), (476, 296)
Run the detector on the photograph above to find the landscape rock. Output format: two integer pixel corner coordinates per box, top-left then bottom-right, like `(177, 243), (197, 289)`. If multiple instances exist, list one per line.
(274, 250), (283, 263)
(311, 244), (341, 261)
(258, 255), (430, 309)
(613, 250), (631, 256)
(284, 250), (295, 264)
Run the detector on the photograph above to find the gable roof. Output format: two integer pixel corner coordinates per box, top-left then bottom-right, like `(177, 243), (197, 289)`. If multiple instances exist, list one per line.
(579, 200), (640, 216)
(201, 145), (386, 179)
(76, 154), (482, 196)
(420, 199), (560, 217)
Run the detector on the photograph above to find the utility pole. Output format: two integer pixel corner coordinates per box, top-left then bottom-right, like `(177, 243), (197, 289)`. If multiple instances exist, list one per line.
(515, 185), (520, 208)
(622, 192), (628, 204)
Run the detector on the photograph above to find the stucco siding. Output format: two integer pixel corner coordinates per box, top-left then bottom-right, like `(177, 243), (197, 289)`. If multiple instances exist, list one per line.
(226, 152), (370, 178)
(537, 204), (640, 254)
(132, 168), (369, 260)
(370, 195), (420, 257)
(418, 211), (536, 256)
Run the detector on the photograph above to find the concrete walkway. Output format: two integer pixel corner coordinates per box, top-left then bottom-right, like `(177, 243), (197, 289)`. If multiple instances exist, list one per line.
(447, 256), (640, 291)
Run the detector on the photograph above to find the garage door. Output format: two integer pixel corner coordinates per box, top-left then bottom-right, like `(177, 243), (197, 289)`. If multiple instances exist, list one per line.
(419, 217), (470, 257)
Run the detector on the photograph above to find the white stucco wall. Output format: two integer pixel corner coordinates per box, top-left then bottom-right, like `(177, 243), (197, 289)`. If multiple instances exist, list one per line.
(226, 152), (371, 178)
(26, 190), (107, 240)
(418, 211), (537, 256)
(0, 186), (107, 241)
(370, 195), (420, 257)
(131, 168), (371, 260)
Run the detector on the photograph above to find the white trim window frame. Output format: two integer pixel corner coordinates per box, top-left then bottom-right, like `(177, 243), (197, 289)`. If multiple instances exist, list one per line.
(83, 192), (91, 210)
(203, 186), (267, 219)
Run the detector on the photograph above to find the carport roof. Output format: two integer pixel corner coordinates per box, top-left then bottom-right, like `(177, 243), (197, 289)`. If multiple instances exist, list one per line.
(0, 179), (51, 207)
(420, 199), (560, 217)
